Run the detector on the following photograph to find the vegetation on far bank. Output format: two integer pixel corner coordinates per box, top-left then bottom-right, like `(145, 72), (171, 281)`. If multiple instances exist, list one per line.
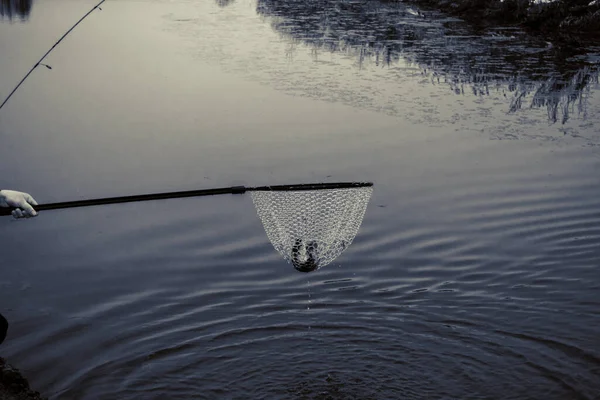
(404, 0), (600, 41)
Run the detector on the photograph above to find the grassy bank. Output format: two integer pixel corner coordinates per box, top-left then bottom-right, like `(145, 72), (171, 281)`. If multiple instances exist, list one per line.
(405, 0), (600, 40)
(0, 359), (45, 400)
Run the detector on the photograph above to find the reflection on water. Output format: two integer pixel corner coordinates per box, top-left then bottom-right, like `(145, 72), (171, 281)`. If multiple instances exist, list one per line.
(215, 0), (235, 8)
(509, 66), (599, 124)
(1, 1), (600, 399)
(0, 0), (33, 21)
(256, 0), (600, 124)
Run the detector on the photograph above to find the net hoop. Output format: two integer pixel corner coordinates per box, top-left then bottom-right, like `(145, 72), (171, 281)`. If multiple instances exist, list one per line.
(251, 186), (373, 272)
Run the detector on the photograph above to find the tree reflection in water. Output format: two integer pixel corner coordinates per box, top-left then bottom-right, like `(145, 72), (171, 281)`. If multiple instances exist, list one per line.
(0, 0), (33, 21)
(255, 0), (599, 124)
(215, 0), (235, 8)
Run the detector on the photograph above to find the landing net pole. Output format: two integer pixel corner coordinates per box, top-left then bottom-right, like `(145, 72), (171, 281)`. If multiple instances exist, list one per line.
(0, 182), (373, 216)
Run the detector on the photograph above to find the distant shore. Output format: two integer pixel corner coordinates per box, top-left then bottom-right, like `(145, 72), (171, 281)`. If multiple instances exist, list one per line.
(0, 358), (46, 400)
(405, 0), (600, 42)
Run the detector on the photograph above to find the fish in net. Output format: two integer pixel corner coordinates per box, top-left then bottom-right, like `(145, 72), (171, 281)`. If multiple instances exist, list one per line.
(0, 181), (373, 273)
(250, 186), (373, 272)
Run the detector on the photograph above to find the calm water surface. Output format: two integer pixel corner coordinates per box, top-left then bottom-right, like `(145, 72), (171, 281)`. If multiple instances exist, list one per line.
(1, 0), (599, 399)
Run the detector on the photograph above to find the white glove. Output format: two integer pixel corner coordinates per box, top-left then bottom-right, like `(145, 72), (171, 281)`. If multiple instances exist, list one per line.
(0, 190), (39, 219)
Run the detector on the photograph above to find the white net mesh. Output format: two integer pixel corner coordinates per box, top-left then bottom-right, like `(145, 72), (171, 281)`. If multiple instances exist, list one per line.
(250, 186), (373, 272)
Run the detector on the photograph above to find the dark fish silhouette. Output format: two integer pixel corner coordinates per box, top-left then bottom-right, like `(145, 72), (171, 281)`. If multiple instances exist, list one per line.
(291, 239), (319, 273)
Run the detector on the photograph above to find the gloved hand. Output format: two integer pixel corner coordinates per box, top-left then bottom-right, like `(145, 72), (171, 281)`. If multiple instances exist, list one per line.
(0, 190), (38, 219)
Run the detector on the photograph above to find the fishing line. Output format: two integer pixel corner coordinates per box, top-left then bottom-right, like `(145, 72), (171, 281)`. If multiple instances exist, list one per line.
(0, 0), (106, 111)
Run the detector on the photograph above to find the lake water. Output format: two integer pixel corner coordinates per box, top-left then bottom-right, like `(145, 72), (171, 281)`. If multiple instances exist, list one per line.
(1, 0), (599, 399)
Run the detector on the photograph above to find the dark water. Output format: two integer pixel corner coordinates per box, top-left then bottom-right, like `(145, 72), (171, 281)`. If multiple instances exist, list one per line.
(1, 0), (599, 399)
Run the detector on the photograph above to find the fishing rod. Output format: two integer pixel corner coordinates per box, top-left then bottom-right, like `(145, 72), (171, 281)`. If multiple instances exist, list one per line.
(0, 182), (373, 216)
(0, 0), (107, 111)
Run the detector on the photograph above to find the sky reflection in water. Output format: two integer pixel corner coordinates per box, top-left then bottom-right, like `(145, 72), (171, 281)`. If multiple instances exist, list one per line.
(3, 0), (599, 126)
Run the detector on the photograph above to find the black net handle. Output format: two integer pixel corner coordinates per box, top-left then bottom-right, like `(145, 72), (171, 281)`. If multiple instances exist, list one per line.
(0, 182), (373, 216)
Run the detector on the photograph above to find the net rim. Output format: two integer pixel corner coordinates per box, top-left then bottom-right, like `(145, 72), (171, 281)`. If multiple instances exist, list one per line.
(250, 182), (373, 192)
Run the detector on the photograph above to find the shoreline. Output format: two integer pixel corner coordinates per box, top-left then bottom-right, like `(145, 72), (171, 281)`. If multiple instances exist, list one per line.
(0, 358), (46, 400)
(404, 0), (600, 43)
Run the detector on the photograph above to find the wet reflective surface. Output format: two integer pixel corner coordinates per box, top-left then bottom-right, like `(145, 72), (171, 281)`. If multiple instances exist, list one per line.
(0, 0), (599, 399)
(0, 0), (33, 21)
(254, 0), (600, 126)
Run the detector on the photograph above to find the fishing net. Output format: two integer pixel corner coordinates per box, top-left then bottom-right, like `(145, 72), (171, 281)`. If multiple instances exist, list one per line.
(250, 186), (373, 272)
(0, 180), (373, 273)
